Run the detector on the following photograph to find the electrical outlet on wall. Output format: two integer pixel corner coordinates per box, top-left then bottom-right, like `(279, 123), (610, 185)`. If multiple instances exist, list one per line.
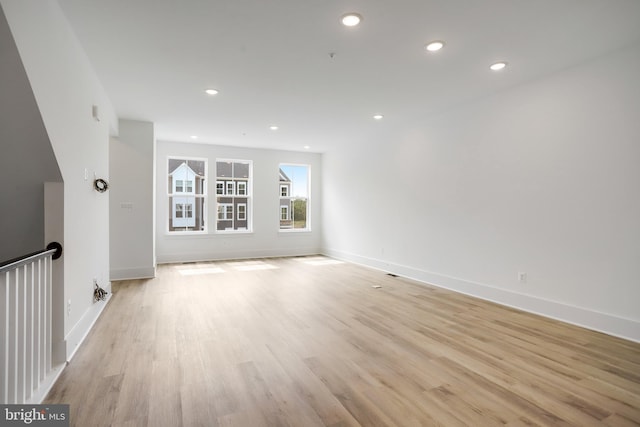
(518, 272), (527, 283)
(67, 299), (71, 316)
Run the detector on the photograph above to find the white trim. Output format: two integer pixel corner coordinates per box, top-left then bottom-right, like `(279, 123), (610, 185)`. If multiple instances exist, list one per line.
(323, 248), (640, 343)
(280, 184), (289, 197)
(167, 156), (208, 233)
(64, 291), (113, 361)
(216, 181), (224, 195)
(110, 266), (156, 281)
(279, 163), (311, 231)
(216, 159), (253, 232)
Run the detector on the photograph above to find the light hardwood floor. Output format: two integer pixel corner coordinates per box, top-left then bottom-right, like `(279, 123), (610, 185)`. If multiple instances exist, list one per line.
(45, 256), (640, 426)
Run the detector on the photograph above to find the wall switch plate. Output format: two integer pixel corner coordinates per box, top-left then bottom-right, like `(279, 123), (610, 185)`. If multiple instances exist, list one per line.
(518, 272), (527, 283)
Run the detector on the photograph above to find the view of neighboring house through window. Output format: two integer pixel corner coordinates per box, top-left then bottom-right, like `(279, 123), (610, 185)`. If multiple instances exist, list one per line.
(216, 160), (252, 231)
(279, 164), (310, 230)
(168, 158), (206, 232)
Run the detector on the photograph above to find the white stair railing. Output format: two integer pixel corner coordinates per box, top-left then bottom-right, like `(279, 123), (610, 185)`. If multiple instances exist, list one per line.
(0, 242), (61, 404)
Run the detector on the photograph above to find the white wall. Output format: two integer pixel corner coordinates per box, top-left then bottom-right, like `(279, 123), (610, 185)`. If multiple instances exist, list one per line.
(2, 0), (118, 359)
(322, 44), (640, 342)
(156, 141), (321, 263)
(110, 120), (156, 280)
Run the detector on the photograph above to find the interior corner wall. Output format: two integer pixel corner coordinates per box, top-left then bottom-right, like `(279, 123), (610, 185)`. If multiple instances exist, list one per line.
(0, 4), (62, 262)
(322, 44), (640, 342)
(2, 0), (118, 359)
(156, 141), (322, 263)
(110, 120), (156, 280)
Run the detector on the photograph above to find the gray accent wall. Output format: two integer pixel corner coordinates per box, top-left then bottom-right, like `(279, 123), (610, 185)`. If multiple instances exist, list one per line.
(0, 5), (62, 262)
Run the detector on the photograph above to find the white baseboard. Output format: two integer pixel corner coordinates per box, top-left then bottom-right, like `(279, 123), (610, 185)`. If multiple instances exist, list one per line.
(29, 362), (66, 404)
(110, 266), (156, 281)
(157, 247), (321, 264)
(323, 248), (640, 343)
(64, 292), (113, 362)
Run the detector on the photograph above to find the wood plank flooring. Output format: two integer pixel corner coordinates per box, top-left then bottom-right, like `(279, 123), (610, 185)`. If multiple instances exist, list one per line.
(44, 256), (640, 426)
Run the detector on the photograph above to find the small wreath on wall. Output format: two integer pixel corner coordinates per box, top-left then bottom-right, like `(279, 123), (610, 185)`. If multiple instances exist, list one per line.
(93, 178), (109, 193)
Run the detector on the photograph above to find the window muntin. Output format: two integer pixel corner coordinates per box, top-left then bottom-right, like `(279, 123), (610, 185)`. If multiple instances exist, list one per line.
(216, 160), (252, 232)
(279, 164), (310, 231)
(168, 158), (206, 232)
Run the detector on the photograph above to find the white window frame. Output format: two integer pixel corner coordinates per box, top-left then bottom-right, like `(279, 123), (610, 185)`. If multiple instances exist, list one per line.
(280, 185), (289, 197)
(216, 181), (225, 195)
(216, 159), (253, 233)
(279, 163), (311, 232)
(168, 157), (207, 234)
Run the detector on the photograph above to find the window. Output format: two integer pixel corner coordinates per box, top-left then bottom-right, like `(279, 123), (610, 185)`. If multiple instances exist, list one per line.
(168, 158), (206, 232)
(216, 160), (252, 231)
(237, 203), (247, 220)
(279, 164), (310, 230)
(217, 203), (233, 220)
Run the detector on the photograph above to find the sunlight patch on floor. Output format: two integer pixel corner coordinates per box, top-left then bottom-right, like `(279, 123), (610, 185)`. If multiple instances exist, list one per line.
(225, 260), (279, 271)
(177, 267), (226, 275)
(298, 256), (345, 266)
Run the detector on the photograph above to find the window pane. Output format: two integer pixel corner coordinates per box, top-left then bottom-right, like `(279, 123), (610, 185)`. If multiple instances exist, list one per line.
(279, 164), (309, 230)
(169, 158), (206, 232)
(216, 160), (252, 232)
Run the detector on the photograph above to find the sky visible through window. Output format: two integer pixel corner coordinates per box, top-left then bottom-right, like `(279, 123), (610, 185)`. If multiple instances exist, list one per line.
(281, 165), (308, 197)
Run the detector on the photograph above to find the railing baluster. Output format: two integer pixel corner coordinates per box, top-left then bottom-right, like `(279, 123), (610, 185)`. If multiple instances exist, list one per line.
(0, 245), (60, 404)
(1, 271), (8, 403)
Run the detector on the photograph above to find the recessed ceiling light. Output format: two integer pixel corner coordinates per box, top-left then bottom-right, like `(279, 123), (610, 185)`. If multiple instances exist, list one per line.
(341, 13), (362, 27)
(190, 135), (198, 139)
(205, 89), (219, 95)
(373, 114), (384, 120)
(304, 145), (310, 149)
(270, 125), (279, 131)
(490, 61), (507, 71)
(425, 41), (444, 52)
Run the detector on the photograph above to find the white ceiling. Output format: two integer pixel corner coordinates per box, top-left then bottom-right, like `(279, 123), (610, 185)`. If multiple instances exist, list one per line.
(57, 0), (640, 153)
